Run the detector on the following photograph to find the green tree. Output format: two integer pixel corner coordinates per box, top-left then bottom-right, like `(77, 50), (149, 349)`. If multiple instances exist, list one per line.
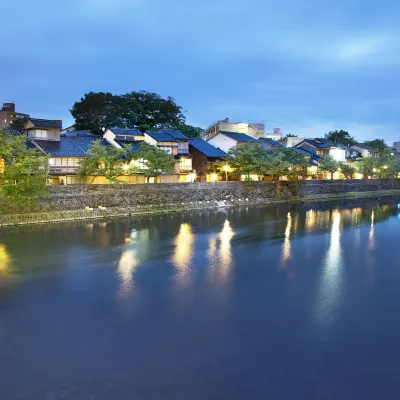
(375, 158), (400, 179)
(338, 162), (355, 179)
(175, 124), (204, 138)
(318, 155), (339, 179)
(130, 142), (175, 181)
(226, 143), (266, 180)
(71, 92), (124, 134)
(325, 130), (356, 146)
(214, 160), (234, 181)
(0, 130), (48, 207)
(10, 117), (29, 131)
(120, 91), (185, 131)
(363, 139), (390, 157)
(354, 156), (378, 179)
(282, 148), (309, 180)
(78, 140), (131, 183)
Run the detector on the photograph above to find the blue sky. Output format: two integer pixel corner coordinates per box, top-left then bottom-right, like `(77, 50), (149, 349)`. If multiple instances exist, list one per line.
(1, 0), (400, 142)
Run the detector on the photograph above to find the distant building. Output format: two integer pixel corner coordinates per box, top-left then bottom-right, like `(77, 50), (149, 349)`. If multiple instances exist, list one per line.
(203, 119), (264, 141)
(0, 103), (29, 128)
(351, 143), (379, 158)
(264, 127), (283, 141)
(207, 131), (259, 153)
(24, 118), (62, 140)
(391, 142), (400, 160)
(258, 137), (286, 150)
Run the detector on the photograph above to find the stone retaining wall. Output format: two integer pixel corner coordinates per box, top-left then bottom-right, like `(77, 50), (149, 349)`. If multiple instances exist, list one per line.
(42, 179), (400, 211)
(5, 179), (400, 214)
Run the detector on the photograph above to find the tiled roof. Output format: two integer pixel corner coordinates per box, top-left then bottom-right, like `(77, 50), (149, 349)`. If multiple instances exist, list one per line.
(219, 131), (258, 142)
(258, 137), (285, 147)
(34, 137), (108, 157)
(111, 128), (144, 136)
(29, 118), (62, 128)
(336, 143), (355, 151)
(353, 143), (378, 151)
(62, 130), (95, 138)
(25, 140), (40, 151)
(146, 131), (178, 142)
(3, 128), (22, 135)
(303, 138), (332, 148)
(115, 140), (142, 153)
(294, 147), (323, 160)
(189, 138), (226, 157)
(161, 128), (188, 140)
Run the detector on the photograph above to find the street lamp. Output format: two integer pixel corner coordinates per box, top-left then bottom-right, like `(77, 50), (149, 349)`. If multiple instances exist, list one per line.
(223, 164), (231, 182)
(373, 168), (377, 173)
(384, 165), (388, 169)
(123, 164), (129, 172)
(189, 173), (197, 182)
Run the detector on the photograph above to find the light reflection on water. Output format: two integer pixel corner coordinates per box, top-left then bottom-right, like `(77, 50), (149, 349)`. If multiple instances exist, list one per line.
(369, 210), (375, 251)
(280, 212), (292, 267)
(314, 210), (343, 330)
(0, 244), (11, 276)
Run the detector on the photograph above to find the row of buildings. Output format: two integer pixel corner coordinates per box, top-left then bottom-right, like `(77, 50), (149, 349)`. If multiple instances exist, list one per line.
(0, 103), (396, 183)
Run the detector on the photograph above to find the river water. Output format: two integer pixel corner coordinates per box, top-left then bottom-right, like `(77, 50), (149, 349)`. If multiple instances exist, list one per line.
(1, 197), (400, 399)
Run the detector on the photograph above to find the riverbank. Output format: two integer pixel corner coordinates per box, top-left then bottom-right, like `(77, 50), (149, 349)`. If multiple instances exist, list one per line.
(2, 188), (400, 227)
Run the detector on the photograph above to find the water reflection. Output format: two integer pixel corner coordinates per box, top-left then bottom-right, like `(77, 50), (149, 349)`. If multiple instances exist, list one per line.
(369, 211), (375, 251)
(315, 210), (343, 330)
(280, 213), (292, 267)
(208, 220), (235, 282)
(0, 244), (11, 276)
(172, 223), (195, 288)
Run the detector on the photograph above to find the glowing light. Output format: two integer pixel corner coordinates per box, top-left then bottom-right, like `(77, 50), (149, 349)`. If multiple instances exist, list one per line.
(173, 223), (194, 272)
(369, 210), (375, 250)
(187, 173), (197, 183)
(223, 164), (231, 172)
(384, 165), (388, 169)
(118, 249), (139, 293)
(373, 168), (377, 173)
(211, 173), (218, 182)
(123, 164), (129, 171)
(220, 220), (234, 268)
(280, 212), (292, 267)
(0, 244), (11, 276)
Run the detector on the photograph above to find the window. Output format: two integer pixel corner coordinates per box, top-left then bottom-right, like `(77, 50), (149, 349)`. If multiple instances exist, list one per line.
(180, 157), (192, 171)
(158, 146), (172, 154)
(28, 129), (48, 139)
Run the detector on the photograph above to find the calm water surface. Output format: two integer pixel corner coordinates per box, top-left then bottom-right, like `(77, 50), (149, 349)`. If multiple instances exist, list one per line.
(1, 197), (400, 399)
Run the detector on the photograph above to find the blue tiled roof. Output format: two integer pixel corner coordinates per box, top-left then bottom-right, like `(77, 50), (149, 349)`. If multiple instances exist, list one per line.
(353, 143), (377, 151)
(189, 138), (226, 157)
(3, 128), (22, 135)
(146, 131), (178, 142)
(303, 139), (332, 148)
(30, 118), (62, 128)
(25, 140), (40, 151)
(62, 130), (95, 138)
(258, 137), (285, 147)
(219, 131), (258, 142)
(115, 140), (142, 153)
(336, 143), (355, 151)
(34, 137), (108, 157)
(294, 147), (323, 160)
(111, 128), (144, 136)
(160, 128), (188, 140)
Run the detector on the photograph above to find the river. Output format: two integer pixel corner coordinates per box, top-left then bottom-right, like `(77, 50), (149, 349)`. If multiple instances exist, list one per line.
(1, 197), (400, 399)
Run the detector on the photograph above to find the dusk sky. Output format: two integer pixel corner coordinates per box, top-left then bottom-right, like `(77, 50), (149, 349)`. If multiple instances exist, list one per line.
(2, 0), (400, 142)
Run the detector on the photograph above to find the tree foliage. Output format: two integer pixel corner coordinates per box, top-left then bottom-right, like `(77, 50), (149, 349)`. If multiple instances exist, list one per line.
(318, 155), (339, 179)
(71, 91), (186, 134)
(130, 142), (175, 180)
(325, 130), (356, 146)
(175, 124), (204, 138)
(0, 130), (48, 207)
(363, 139), (390, 157)
(354, 156), (378, 178)
(339, 162), (355, 179)
(78, 140), (131, 183)
(10, 117), (29, 131)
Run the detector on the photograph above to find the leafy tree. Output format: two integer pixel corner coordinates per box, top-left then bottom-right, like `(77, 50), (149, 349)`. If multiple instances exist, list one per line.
(318, 155), (339, 179)
(354, 156), (378, 179)
(282, 148), (309, 180)
(78, 140), (131, 183)
(325, 130), (356, 146)
(375, 158), (400, 179)
(0, 130), (48, 207)
(363, 139), (390, 157)
(120, 91), (185, 131)
(10, 117), (29, 131)
(339, 162), (355, 179)
(226, 143), (266, 180)
(130, 142), (175, 181)
(214, 160), (234, 181)
(71, 92), (124, 134)
(175, 124), (204, 138)
(282, 133), (298, 140)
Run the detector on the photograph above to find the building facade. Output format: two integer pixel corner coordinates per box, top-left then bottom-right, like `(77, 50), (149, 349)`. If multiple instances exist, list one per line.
(0, 103), (30, 128)
(203, 119), (265, 141)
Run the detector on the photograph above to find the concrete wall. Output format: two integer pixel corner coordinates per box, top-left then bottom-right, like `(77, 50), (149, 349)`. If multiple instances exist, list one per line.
(15, 179), (400, 213)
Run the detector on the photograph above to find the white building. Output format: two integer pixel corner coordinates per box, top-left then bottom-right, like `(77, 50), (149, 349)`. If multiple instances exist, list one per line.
(203, 119), (264, 141)
(207, 131), (259, 153)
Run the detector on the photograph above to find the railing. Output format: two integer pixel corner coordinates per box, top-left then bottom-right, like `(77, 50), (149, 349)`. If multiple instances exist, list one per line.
(49, 166), (79, 175)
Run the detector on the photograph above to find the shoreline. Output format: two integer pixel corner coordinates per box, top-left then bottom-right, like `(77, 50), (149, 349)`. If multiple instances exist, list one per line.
(2, 189), (400, 227)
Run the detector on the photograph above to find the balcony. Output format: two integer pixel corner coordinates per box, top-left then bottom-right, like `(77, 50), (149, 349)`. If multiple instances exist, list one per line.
(49, 166), (79, 175)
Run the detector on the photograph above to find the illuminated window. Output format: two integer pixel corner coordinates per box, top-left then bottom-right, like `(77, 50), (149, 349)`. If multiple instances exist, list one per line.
(179, 157), (192, 171)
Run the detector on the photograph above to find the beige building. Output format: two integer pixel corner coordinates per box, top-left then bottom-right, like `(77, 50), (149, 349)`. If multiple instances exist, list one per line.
(203, 119), (265, 141)
(0, 103), (29, 128)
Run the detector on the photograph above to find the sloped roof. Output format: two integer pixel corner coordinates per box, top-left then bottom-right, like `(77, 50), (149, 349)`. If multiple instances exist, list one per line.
(29, 118), (62, 128)
(62, 130), (95, 138)
(3, 128), (22, 135)
(219, 131), (258, 142)
(189, 138), (226, 157)
(336, 143), (355, 151)
(161, 128), (188, 140)
(258, 137), (285, 147)
(294, 147), (323, 160)
(146, 131), (178, 142)
(110, 128), (144, 136)
(34, 137), (108, 157)
(115, 140), (142, 153)
(303, 138), (332, 148)
(353, 143), (378, 151)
